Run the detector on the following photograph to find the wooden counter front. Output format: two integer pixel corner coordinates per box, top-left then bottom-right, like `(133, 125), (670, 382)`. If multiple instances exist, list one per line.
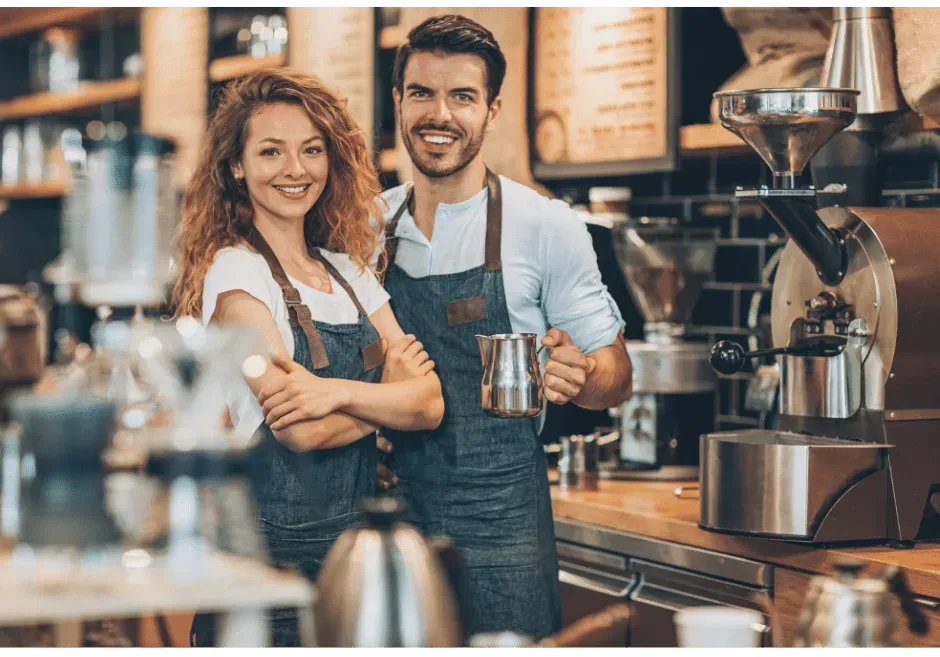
(550, 479), (940, 599)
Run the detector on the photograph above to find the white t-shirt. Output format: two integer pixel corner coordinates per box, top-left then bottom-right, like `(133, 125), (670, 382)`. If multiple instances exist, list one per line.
(201, 244), (390, 441)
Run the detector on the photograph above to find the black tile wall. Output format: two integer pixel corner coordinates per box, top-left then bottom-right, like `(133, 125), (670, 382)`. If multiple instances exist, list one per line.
(544, 144), (940, 431)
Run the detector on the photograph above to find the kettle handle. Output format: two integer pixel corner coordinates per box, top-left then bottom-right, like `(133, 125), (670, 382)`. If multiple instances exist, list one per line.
(886, 566), (930, 636)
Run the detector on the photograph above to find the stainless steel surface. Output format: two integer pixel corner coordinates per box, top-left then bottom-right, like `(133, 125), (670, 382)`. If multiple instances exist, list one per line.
(476, 333), (543, 418)
(770, 207), (898, 409)
(617, 391), (657, 466)
(558, 434), (599, 491)
(714, 88), (859, 188)
(556, 542), (628, 572)
(613, 219), (717, 325)
(315, 497), (461, 647)
(625, 341), (716, 394)
(558, 566), (633, 598)
(613, 339), (714, 478)
(793, 561), (915, 647)
(779, 346), (861, 418)
(699, 430), (887, 538)
(632, 559), (770, 611)
(554, 517), (772, 587)
(821, 7), (905, 120)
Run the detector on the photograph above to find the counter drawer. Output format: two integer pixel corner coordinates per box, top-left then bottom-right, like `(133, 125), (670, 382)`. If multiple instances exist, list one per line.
(557, 541), (634, 646)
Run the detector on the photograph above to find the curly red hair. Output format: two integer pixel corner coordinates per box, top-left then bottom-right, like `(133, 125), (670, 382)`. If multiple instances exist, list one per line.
(172, 68), (383, 318)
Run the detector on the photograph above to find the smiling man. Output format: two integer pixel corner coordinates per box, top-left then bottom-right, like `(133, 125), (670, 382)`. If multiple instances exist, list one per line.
(378, 15), (633, 640)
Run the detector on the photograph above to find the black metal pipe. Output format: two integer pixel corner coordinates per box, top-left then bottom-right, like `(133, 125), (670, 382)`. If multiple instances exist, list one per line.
(759, 195), (847, 286)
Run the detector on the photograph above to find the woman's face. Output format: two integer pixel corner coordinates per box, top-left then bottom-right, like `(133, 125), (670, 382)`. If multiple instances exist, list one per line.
(233, 102), (329, 223)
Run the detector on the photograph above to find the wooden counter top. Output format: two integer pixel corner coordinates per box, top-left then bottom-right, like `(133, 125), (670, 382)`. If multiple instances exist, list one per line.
(551, 479), (940, 599)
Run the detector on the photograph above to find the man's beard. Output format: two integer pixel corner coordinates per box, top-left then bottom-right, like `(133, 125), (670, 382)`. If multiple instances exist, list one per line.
(400, 119), (486, 179)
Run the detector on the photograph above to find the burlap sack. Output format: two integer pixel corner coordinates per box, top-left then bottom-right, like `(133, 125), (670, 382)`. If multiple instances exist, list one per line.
(710, 8), (833, 122)
(893, 8), (940, 124)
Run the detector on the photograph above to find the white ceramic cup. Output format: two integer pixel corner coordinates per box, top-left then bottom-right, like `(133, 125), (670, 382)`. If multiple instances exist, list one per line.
(674, 606), (765, 648)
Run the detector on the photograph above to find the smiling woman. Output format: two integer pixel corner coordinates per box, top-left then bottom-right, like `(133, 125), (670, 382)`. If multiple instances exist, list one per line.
(171, 69), (444, 647)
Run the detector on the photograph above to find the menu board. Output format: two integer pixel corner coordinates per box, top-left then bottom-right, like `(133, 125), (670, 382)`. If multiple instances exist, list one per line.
(532, 8), (677, 178)
(287, 8), (375, 152)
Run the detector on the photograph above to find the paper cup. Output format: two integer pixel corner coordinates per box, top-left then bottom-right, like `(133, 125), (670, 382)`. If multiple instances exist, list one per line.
(674, 607), (764, 648)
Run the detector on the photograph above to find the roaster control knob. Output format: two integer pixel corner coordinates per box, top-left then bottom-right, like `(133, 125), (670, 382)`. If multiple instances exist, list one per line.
(710, 340), (745, 376)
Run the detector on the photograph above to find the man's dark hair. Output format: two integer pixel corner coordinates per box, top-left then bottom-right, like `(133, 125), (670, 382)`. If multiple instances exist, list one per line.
(393, 15), (507, 104)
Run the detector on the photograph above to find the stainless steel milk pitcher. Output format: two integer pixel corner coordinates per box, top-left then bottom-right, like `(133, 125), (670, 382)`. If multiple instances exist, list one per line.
(475, 333), (543, 418)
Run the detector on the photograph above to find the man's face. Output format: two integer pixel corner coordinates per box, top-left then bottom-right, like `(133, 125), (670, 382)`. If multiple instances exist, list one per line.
(395, 51), (501, 178)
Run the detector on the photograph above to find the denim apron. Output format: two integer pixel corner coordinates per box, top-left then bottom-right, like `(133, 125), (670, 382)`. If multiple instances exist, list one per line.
(192, 228), (384, 647)
(380, 171), (561, 640)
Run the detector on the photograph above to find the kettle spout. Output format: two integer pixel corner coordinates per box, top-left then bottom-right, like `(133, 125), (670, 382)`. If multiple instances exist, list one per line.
(476, 335), (492, 368)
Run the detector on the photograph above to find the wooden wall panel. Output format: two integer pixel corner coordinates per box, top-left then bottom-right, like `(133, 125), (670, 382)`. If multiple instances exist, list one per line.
(287, 7), (375, 153)
(141, 7), (208, 188)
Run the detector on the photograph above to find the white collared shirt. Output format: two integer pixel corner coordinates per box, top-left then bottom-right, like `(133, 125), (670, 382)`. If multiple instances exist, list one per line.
(378, 175), (625, 355)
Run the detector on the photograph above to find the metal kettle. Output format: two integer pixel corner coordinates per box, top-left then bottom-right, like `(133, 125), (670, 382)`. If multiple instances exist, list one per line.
(793, 559), (929, 647)
(313, 497), (462, 647)
(475, 333), (543, 418)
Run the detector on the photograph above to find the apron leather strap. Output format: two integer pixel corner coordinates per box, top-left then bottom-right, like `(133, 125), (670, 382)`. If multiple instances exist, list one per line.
(379, 186), (411, 280)
(381, 169), (503, 275)
(483, 169), (502, 272)
(310, 248), (386, 372)
(309, 248), (368, 317)
(245, 227), (330, 370)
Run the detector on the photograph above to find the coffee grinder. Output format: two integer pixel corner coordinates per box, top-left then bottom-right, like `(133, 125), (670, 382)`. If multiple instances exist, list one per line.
(700, 87), (940, 545)
(608, 218), (718, 480)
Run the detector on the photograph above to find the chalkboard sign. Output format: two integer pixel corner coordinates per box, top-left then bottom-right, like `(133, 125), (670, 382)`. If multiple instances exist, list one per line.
(530, 8), (679, 179)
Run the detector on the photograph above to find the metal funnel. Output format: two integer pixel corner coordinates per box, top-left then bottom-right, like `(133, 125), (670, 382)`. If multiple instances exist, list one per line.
(714, 88), (860, 189)
(821, 8), (905, 122)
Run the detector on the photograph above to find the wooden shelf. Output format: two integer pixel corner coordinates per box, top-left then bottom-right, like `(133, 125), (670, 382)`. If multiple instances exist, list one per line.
(0, 7), (139, 41)
(0, 77), (141, 121)
(679, 116), (940, 158)
(0, 180), (69, 200)
(209, 54), (286, 83)
(679, 123), (748, 157)
(0, 7), (102, 40)
(379, 25), (405, 50)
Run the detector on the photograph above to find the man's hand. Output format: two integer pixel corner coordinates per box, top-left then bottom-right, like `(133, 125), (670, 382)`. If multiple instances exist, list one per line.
(541, 328), (597, 406)
(381, 334), (435, 383)
(258, 354), (350, 430)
